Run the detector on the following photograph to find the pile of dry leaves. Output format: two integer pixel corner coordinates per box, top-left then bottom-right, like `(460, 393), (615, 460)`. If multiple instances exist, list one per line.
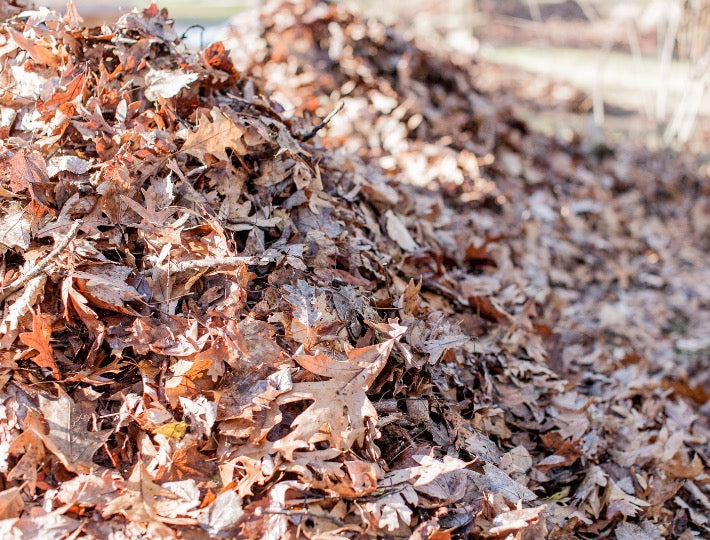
(0, 0), (707, 538)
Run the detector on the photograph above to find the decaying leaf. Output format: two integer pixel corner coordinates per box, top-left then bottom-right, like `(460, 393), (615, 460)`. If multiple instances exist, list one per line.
(0, 201), (32, 251)
(0, 486), (24, 520)
(181, 107), (246, 162)
(36, 389), (111, 472)
(268, 335), (401, 453)
(145, 69), (199, 101)
(0, 0), (706, 537)
(19, 310), (60, 379)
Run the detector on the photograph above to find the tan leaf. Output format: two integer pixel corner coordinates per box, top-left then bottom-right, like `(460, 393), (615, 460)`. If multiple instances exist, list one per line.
(7, 411), (46, 492)
(145, 69), (198, 101)
(36, 389), (111, 472)
(165, 354), (214, 407)
(473, 463), (537, 503)
(488, 506), (546, 536)
(0, 487), (24, 520)
(0, 201), (32, 251)
(258, 336), (401, 455)
(56, 471), (125, 509)
(181, 107), (246, 162)
(197, 490), (245, 537)
(9, 149), (49, 194)
(102, 461), (197, 526)
(8, 29), (60, 67)
(385, 210), (417, 251)
(0, 274), (47, 348)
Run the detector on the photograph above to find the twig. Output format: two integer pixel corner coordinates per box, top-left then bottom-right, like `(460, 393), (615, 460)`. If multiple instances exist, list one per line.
(1, 219), (82, 302)
(262, 509), (345, 527)
(299, 102), (344, 142)
(167, 255), (271, 273)
(180, 24), (206, 49)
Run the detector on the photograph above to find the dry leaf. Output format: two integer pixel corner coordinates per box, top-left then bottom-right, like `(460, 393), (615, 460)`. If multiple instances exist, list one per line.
(36, 389), (111, 472)
(19, 311), (60, 379)
(181, 107), (246, 162)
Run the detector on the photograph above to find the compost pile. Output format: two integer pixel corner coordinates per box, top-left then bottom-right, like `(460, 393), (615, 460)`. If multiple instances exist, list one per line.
(0, 0), (707, 538)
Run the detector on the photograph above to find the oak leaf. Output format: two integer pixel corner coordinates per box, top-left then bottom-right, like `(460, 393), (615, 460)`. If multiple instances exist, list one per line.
(102, 461), (197, 527)
(36, 389), (111, 473)
(19, 311), (60, 379)
(181, 107), (246, 162)
(264, 334), (402, 455)
(283, 280), (339, 349)
(145, 69), (198, 101)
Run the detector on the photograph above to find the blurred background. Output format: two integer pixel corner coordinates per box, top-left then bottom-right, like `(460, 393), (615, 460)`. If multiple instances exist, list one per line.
(40, 0), (709, 152)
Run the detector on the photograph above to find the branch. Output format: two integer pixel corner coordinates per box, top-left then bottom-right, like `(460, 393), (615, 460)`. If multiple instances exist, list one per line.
(1, 219), (82, 302)
(299, 102), (344, 142)
(166, 255), (270, 273)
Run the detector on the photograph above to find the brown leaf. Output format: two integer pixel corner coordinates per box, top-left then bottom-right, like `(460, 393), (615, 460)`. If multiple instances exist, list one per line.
(19, 311), (60, 379)
(385, 210), (418, 251)
(181, 107), (246, 162)
(0, 487), (24, 520)
(73, 265), (141, 314)
(7, 411), (47, 493)
(283, 280), (339, 350)
(102, 461), (197, 527)
(8, 29), (60, 67)
(260, 335), (401, 455)
(36, 389), (111, 472)
(37, 70), (86, 115)
(56, 471), (125, 509)
(9, 150), (50, 199)
(165, 355), (214, 407)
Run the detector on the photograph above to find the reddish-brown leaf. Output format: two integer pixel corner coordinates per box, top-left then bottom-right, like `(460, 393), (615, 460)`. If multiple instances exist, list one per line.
(19, 311), (60, 379)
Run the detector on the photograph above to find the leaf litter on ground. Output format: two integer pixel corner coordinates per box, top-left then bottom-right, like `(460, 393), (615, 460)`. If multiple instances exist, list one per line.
(0, 0), (707, 538)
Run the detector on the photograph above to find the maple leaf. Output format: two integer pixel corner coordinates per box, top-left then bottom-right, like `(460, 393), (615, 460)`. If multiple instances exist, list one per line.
(19, 311), (60, 379)
(36, 389), (111, 473)
(181, 107), (246, 162)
